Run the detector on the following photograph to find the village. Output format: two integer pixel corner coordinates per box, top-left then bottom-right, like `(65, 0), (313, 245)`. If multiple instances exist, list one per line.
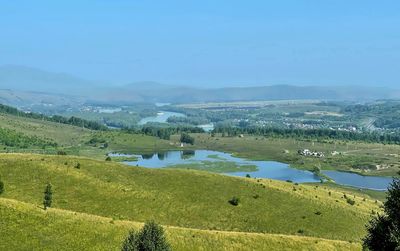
(298, 149), (325, 158)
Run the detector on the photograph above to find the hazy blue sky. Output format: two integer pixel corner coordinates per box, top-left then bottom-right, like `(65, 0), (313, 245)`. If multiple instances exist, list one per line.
(0, 1), (399, 87)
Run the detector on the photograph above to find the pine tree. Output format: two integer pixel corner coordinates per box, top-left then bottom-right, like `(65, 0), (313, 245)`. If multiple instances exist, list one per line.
(138, 221), (171, 251)
(121, 221), (171, 251)
(43, 183), (53, 210)
(363, 177), (400, 250)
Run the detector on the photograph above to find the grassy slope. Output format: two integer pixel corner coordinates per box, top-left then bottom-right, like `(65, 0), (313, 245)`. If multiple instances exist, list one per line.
(0, 113), (174, 158)
(0, 198), (360, 251)
(0, 113), (89, 146)
(0, 153), (380, 243)
(315, 182), (387, 202)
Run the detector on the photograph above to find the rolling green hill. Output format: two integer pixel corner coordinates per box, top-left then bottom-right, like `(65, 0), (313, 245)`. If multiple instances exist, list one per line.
(0, 197), (360, 251)
(0, 112), (174, 158)
(0, 153), (381, 250)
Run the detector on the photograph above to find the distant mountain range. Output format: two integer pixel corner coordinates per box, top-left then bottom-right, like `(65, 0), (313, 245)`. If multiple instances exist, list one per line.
(0, 65), (103, 95)
(0, 65), (399, 107)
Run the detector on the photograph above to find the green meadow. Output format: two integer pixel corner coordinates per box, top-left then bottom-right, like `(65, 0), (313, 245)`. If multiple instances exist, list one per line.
(0, 153), (382, 249)
(0, 198), (360, 251)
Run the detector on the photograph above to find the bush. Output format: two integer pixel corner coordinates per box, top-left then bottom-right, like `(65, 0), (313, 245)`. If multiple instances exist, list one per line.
(75, 163), (81, 169)
(228, 197), (240, 206)
(122, 221), (171, 251)
(180, 133), (195, 145)
(346, 198), (355, 206)
(105, 156), (112, 161)
(57, 150), (67, 155)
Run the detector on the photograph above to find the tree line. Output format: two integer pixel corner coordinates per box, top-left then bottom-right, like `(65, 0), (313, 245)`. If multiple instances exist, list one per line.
(213, 125), (400, 144)
(123, 125), (204, 140)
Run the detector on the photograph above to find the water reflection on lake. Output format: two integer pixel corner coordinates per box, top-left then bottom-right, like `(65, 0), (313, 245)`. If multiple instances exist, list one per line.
(111, 150), (393, 190)
(119, 150), (321, 183)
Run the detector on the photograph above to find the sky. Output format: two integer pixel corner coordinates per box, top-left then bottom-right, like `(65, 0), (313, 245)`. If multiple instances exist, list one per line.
(0, 0), (399, 88)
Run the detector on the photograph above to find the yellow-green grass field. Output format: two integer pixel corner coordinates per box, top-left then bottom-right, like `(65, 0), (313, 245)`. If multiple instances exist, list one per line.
(0, 198), (360, 251)
(0, 153), (381, 249)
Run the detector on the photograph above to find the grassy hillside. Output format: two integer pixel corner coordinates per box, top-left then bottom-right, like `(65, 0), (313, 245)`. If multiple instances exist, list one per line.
(0, 154), (380, 243)
(0, 113), (89, 146)
(0, 113), (174, 158)
(0, 198), (360, 251)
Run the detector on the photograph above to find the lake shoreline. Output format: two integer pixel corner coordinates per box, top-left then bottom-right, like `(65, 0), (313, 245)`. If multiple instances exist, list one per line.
(110, 149), (393, 190)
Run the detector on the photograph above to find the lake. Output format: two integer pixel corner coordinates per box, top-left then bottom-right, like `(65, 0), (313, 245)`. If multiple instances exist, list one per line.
(112, 150), (393, 190)
(322, 170), (392, 191)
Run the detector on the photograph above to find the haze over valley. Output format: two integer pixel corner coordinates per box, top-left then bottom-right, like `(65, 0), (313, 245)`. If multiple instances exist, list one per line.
(1, 65), (400, 110)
